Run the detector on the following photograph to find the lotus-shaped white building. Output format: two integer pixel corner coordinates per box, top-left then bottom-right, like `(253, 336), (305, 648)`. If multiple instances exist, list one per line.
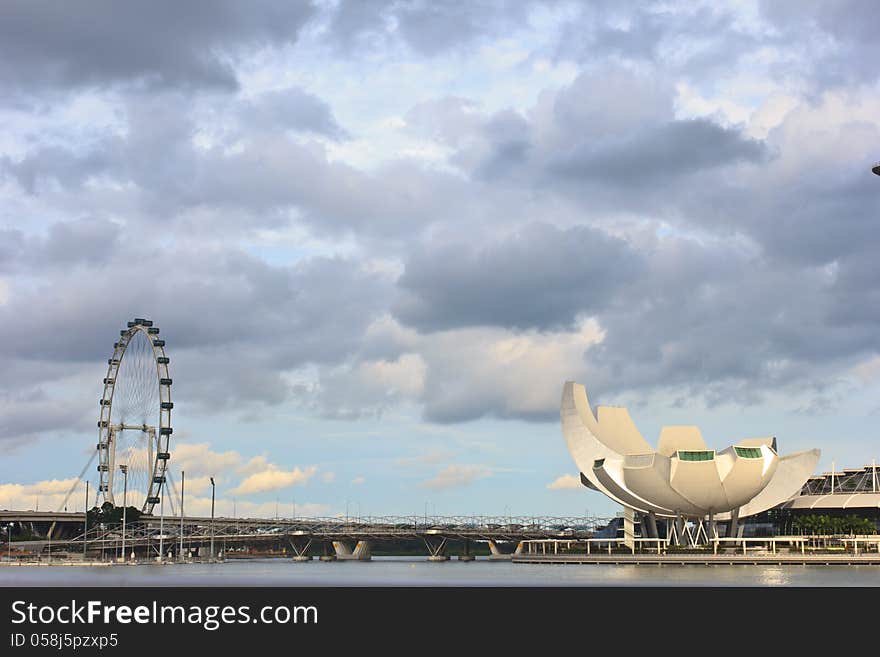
(561, 381), (820, 540)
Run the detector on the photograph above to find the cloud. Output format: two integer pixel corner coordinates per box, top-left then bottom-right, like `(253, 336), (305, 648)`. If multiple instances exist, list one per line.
(321, 472), (336, 484)
(547, 474), (582, 490)
(312, 352), (427, 419)
(393, 222), (644, 332)
(549, 118), (766, 184)
(351, 476), (366, 485)
(0, 387), (91, 447)
(167, 443), (242, 478)
(325, 0), (532, 56)
(2, 0), (880, 457)
(0, 1), (315, 92)
(0, 472), (331, 518)
(236, 455), (272, 478)
(229, 465), (317, 496)
(419, 464), (491, 491)
(394, 450), (451, 467)
(179, 475), (213, 497)
(0, 477), (82, 512)
(305, 314), (604, 423)
(242, 87), (348, 139)
(0, 240), (393, 416)
(758, 0), (880, 89)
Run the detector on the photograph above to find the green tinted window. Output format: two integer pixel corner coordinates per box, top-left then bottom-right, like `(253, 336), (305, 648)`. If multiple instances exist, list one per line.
(734, 447), (762, 459)
(593, 458), (605, 468)
(678, 450), (714, 462)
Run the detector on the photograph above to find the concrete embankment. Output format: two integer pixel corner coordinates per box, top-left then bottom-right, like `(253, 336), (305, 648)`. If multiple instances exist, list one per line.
(512, 553), (880, 566)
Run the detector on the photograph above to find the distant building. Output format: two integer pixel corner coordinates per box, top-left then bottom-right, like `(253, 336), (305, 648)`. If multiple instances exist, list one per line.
(773, 464), (880, 532)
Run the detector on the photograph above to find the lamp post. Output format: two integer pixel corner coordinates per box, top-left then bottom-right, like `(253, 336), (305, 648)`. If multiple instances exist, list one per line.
(119, 465), (128, 562)
(7, 523), (12, 562)
(83, 481), (89, 561)
(179, 470), (185, 563)
(210, 476), (215, 562)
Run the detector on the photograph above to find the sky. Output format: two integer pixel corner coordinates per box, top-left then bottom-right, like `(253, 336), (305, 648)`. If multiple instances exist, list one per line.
(1, 0), (879, 521)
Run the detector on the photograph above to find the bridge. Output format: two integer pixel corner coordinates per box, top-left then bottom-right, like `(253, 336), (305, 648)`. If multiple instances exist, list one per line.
(1, 512), (611, 562)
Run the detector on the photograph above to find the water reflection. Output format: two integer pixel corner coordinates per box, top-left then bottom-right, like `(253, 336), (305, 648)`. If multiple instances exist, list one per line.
(2, 558), (879, 587)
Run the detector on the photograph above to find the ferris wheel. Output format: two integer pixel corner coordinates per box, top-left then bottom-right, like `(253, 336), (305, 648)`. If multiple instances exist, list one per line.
(96, 318), (173, 514)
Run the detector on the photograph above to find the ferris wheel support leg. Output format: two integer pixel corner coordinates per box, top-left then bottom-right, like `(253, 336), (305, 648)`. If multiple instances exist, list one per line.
(107, 429), (117, 505)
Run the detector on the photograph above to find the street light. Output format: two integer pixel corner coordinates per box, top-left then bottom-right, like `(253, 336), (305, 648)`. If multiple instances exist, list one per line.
(7, 522), (13, 562)
(210, 476), (215, 562)
(83, 481), (89, 561)
(179, 470), (185, 563)
(119, 465), (128, 562)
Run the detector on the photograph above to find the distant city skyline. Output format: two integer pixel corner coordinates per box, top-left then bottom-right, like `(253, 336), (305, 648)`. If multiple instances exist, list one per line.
(2, 2), (880, 519)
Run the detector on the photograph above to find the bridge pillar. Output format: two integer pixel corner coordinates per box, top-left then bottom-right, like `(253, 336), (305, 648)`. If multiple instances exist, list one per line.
(319, 541), (336, 561)
(333, 540), (371, 561)
(457, 538), (475, 561)
(487, 540), (513, 560)
(288, 536), (313, 561)
(424, 536), (449, 561)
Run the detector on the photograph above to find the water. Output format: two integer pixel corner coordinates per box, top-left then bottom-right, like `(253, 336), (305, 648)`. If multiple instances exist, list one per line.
(3, 557), (880, 587)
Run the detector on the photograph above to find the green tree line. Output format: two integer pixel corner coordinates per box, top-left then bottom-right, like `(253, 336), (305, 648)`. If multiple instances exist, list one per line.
(791, 514), (876, 535)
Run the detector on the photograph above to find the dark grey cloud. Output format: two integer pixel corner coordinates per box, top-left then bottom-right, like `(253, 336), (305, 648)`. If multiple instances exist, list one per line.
(326, 0), (531, 56)
(388, 216), (880, 420)
(740, 174), (880, 266)
(411, 68), (765, 194)
(1, 146), (113, 194)
(393, 1), (530, 56)
(0, 233), (394, 433)
(0, 218), (120, 272)
(759, 0), (880, 89)
(0, 91), (465, 243)
(0, 229), (24, 272)
(550, 118), (766, 184)
(583, 240), (848, 403)
(470, 110), (533, 180)
(674, 134), (880, 268)
(556, 3), (760, 81)
(2, 0), (880, 437)
(0, 0), (316, 92)
(0, 388), (91, 447)
(241, 87), (348, 139)
(394, 222), (644, 331)
(34, 217), (121, 267)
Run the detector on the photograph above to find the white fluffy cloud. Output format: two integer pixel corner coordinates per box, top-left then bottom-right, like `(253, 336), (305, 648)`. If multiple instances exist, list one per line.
(0, 477), (84, 512)
(172, 442), (242, 477)
(229, 465), (318, 496)
(546, 474), (582, 490)
(419, 464), (491, 491)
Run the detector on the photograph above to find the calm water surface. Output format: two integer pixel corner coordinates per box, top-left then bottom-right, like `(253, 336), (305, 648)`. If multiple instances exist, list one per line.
(3, 557), (880, 587)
